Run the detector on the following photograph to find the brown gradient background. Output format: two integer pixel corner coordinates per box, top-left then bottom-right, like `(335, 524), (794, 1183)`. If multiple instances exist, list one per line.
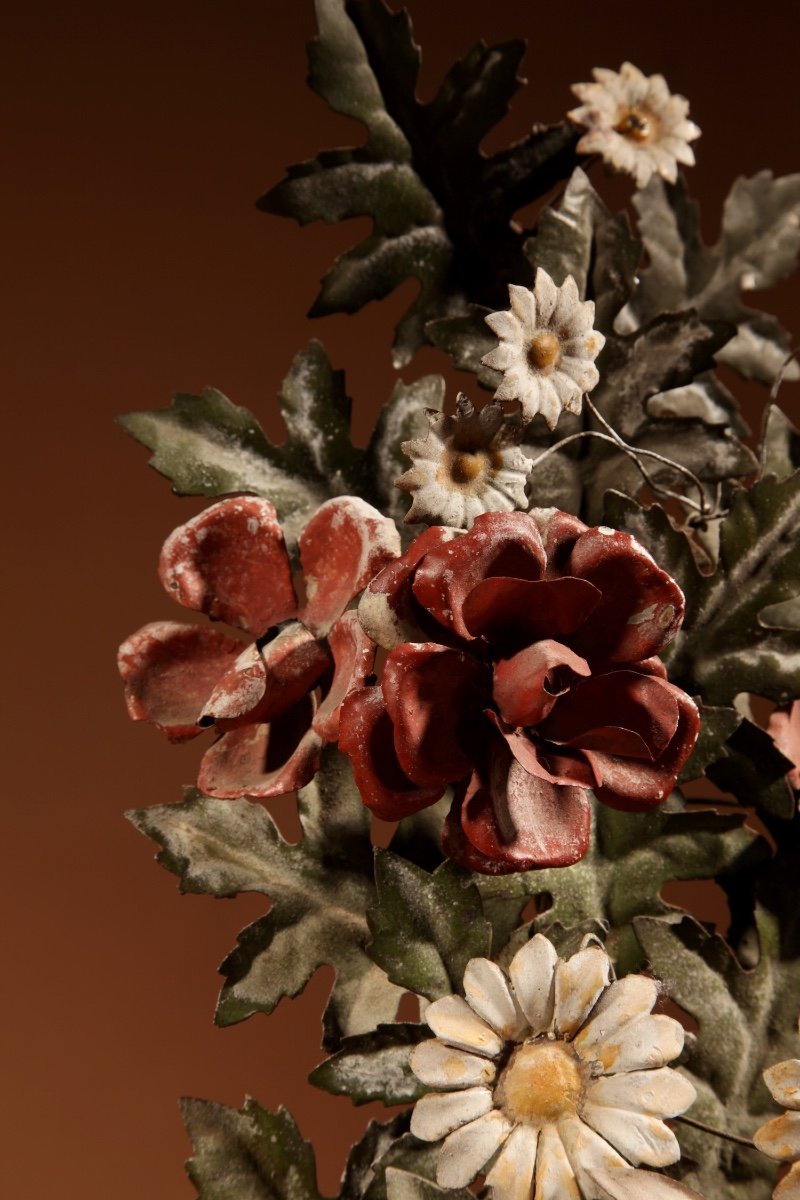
(4, 1), (800, 1196)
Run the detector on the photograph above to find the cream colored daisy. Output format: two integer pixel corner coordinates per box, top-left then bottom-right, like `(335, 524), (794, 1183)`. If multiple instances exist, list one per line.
(408, 934), (695, 1198)
(568, 63), (701, 189)
(482, 270), (605, 430)
(396, 394), (532, 528)
(754, 1049), (800, 1198)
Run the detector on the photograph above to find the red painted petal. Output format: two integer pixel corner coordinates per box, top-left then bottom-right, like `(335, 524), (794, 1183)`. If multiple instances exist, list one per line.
(587, 683), (700, 812)
(382, 643), (488, 788)
(199, 642), (266, 724)
(338, 687), (444, 820)
(412, 511), (546, 639)
(461, 577), (601, 651)
(484, 711), (598, 789)
(118, 620), (243, 741)
(492, 639), (591, 727)
(358, 526), (460, 649)
(159, 498), (297, 636)
(298, 497), (401, 637)
(540, 671), (680, 760)
(312, 611), (376, 743)
(198, 695), (322, 798)
(446, 746), (592, 871)
(567, 526), (685, 664)
(530, 508), (588, 577)
(255, 622), (332, 724)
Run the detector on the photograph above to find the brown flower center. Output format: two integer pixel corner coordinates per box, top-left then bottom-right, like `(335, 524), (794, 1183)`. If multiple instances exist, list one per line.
(443, 448), (505, 490)
(495, 1040), (586, 1127)
(528, 330), (561, 372)
(615, 108), (651, 141)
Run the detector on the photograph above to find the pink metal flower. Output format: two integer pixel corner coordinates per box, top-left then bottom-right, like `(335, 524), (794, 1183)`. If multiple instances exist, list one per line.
(118, 496), (400, 799)
(339, 509), (699, 874)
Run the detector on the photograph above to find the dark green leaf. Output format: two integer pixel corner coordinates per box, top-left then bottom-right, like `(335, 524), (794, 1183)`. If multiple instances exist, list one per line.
(364, 374), (444, 525)
(128, 751), (403, 1049)
(341, 1116), (410, 1200)
(706, 718), (796, 819)
(368, 853), (491, 999)
(309, 1023), (428, 1105)
(385, 1170), (472, 1200)
(363, 1131), (440, 1200)
(181, 1099), (320, 1200)
(761, 403), (800, 480)
(679, 704), (742, 782)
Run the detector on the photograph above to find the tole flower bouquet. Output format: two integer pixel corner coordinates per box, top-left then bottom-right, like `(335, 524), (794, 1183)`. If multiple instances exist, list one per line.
(117, 4), (800, 1198)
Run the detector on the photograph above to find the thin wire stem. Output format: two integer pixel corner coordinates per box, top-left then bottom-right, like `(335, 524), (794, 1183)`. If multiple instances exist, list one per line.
(674, 1114), (755, 1150)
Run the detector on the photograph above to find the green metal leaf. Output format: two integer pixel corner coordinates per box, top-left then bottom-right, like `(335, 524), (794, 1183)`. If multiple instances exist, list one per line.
(181, 1099), (320, 1200)
(364, 374), (444, 526)
(385, 1170), (472, 1200)
(368, 853), (491, 999)
(761, 403), (800, 480)
(309, 1023), (429, 1105)
(127, 751), (403, 1049)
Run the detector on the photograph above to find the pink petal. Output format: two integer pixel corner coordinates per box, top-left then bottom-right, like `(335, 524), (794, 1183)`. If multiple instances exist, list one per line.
(298, 497), (401, 637)
(485, 711), (598, 789)
(312, 611), (376, 743)
(358, 525), (461, 649)
(118, 620), (243, 741)
(540, 671), (680, 760)
(412, 512), (546, 639)
(567, 527), (685, 664)
(338, 686), (444, 820)
(461, 577), (601, 651)
(382, 643), (489, 788)
(492, 640), (591, 727)
(158, 498), (297, 636)
(445, 749), (592, 872)
(198, 696), (322, 798)
(587, 683), (700, 812)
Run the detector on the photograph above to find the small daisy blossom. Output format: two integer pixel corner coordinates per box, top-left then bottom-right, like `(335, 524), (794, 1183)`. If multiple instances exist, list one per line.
(754, 1044), (800, 1198)
(396, 394), (532, 528)
(482, 270), (605, 430)
(568, 63), (701, 189)
(408, 933), (695, 1197)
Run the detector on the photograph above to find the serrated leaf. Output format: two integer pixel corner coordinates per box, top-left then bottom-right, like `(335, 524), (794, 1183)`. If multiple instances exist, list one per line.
(309, 1023), (428, 1105)
(706, 718), (796, 820)
(128, 751), (403, 1049)
(364, 374), (445, 525)
(761, 403), (800, 479)
(385, 1170), (472, 1200)
(181, 1099), (320, 1200)
(368, 853), (491, 999)
(340, 1115), (410, 1200)
(635, 909), (800, 1198)
(679, 704), (742, 782)
(476, 800), (759, 975)
(630, 171), (800, 385)
(261, 0), (580, 364)
(118, 387), (326, 525)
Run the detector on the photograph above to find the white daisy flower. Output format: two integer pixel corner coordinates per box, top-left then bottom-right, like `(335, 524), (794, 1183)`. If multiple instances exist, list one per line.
(754, 1047), (800, 1198)
(408, 934), (695, 1198)
(482, 270), (605, 430)
(568, 63), (701, 189)
(396, 394), (532, 528)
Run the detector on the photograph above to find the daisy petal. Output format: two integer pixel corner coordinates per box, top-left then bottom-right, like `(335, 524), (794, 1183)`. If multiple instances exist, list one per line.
(534, 1124), (580, 1200)
(508, 933), (558, 1035)
(776, 1163), (800, 1200)
(484, 1124), (539, 1200)
(588, 1166), (707, 1200)
(572, 975), (659, 1058)
(594, 1014), (685, 1074)
(554, 946), (612, 1037)
(558, 1114), (627, 1190)
(753, 1111), (800, 1162)
(424, 995), (505, 1058)
(437, 1111), (512, 1189)
(586, 1067), (696, 1117)
(582, 1104), (681, 1167)
(410, 1086), (493, 1143)
(764, 1059), (800, 1109)
(409, 1039), (497, 1089)
(463, 958), (526, 1039)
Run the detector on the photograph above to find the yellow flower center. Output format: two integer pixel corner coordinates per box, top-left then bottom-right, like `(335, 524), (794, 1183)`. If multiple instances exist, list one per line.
(496, 1040), (585, 1127)
(528, 330), (561, 372)
(442, 448), (504, 490)
(615, 109), (651, 141)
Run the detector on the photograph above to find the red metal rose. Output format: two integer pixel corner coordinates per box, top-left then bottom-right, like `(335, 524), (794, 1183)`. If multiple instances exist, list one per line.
(118, 495), (400, 798)
(339, 509), (699, 874)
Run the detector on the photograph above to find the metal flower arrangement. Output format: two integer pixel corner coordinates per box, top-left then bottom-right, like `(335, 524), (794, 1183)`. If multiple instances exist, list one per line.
(117, 3), (800, 1198)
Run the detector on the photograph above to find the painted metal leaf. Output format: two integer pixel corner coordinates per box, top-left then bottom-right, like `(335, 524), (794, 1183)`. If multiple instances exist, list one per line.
(385, 1170), (472, 1200)
(761, 403), (800, 479)
(309, 1023), (429, 1105)
(365, 374), (444, 526)
(340, 1115), (412, 1200)
(635, 907), (800, 1199)
(475, 800), (759, 975)
(181, 1099), (320, 1200)
(630, 170), (800, 385)
(368, 852), (491, 1000)
(127, 751), (403, 1050)
(260, 0), (580, 365)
